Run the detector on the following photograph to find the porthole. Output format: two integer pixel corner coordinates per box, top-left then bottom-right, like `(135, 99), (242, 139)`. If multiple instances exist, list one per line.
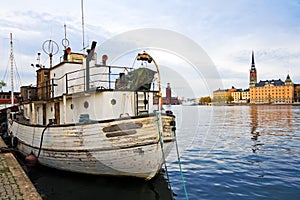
(111, 99), (116, 105)
(84, 101), (89, 109)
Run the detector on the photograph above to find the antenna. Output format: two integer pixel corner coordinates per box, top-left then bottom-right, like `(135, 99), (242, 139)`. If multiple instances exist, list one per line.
(81, 0), (85, 52)
(61, 24), (70, 50)
(64, 24), (67, 43)
(10, 33), (14, 105)
(42, 40), (59, 68)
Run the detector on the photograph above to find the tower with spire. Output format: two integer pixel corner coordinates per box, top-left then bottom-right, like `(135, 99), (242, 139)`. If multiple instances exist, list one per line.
(285, 74), (293, 86)
(249, 51), (257, 86)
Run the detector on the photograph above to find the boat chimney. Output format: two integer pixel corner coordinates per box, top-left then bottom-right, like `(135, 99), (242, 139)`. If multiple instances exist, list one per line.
(85, 41), (97, 91)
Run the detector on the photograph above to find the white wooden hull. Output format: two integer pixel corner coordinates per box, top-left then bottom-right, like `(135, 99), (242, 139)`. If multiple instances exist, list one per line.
(8, 114), (175, 180)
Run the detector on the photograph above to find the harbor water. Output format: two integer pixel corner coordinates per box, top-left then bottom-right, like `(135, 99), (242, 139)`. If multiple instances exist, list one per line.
(27, 105), (300, 199)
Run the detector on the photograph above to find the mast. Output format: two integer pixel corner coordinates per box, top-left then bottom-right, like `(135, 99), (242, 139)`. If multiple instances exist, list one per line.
(10, 33), (14, 105)
(81, 0), (85, 52)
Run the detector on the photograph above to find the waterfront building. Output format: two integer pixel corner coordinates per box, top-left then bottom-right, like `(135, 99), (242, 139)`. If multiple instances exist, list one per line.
(153, 83), (179, 105)
(249, 52), (294, 104)
(241, 89), (250, 101)
(213, 86), (236, 104)
(232, 89), (242, 102)
(232, 89), (250, 103)
(213, 88), (227, 103)
(0, 91), (20, 109)
(295, 84), (300, 103)
(213, 51), (298, 104)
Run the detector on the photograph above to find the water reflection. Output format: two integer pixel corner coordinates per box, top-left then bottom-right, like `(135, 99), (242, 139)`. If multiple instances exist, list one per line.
(26, 164), (173, 200)
(250, 105), (294, 153)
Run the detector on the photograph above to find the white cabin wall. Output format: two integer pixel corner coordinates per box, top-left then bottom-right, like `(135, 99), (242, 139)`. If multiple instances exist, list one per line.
(46, 102), (55, 124)
(93, 91), (135, 119)
(65, 100), (76, 123)
(64, 91), (136, 123)
(20, 91), (153, 125)
(30, 103), (35, 124)
(35, 105), (43, 125)
(23, 104), (30, 120)
(50, 58), (112, 98)
(89, 65), (109, 89)
(51, 63), (85, 97)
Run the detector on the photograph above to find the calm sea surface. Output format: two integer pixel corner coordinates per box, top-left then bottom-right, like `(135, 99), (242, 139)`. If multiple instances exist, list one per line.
(26, 105), (300, 200)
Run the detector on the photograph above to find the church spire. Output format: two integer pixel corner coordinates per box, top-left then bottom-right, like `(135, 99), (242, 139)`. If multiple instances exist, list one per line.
(251, 50), (255, 68)
(249, 51), (257, 85)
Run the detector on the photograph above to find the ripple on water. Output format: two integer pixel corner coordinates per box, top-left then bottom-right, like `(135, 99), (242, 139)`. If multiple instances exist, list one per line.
(166, 105), (300, 200)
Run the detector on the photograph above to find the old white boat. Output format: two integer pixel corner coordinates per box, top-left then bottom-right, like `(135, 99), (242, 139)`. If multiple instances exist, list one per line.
(7, 39), (176, 180)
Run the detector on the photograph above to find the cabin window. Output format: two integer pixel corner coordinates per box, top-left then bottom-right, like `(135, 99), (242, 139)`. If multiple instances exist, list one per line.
(84, 101), (89, 109)
(70, 104), (74, 110)
(111, 99), (116, 105)
(51, 107), (53, 112)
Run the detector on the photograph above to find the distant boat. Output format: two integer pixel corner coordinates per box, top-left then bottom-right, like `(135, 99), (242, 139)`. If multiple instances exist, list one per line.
(0, 91), (19, 110)
(7, 38), (176, 180)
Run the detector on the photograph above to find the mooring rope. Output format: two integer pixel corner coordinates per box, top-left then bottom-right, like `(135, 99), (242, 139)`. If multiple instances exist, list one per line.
(155, 112), (174, 199)
(37, 122), (53, 158)
(0, 146), (14, 153)
(174, 129), (189, 200)
(156, 111), (189, 200)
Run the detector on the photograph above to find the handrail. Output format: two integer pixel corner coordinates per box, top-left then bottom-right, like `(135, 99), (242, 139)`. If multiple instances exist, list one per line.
(50, 65), (137, 96)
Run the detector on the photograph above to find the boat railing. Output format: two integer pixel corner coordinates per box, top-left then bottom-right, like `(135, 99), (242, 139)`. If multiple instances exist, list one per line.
(50, 65), (135, 97)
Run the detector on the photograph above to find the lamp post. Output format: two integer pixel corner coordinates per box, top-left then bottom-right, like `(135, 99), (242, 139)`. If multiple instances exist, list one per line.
(136, 52), (162, 112)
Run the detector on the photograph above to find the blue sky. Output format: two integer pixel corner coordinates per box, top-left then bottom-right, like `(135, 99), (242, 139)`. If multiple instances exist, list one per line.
(0, 0), (300, 97)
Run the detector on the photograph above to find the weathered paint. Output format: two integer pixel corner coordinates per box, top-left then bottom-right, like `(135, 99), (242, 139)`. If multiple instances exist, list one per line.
(8, 115), (175, 180)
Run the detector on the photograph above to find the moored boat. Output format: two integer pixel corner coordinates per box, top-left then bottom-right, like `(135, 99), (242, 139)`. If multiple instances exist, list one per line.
(7, 38), (176, 180)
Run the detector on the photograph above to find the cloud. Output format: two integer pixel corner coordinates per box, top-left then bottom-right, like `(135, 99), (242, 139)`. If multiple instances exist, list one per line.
(1, 0), (300, 97)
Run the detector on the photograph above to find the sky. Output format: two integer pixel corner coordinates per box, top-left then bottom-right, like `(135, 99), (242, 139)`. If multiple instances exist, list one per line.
(0, 0), (300, 98)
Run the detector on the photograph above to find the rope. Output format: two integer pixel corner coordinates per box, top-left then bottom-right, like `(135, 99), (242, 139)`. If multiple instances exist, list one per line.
(174, 129), (189, 200)
(0, 147), (14, 153)
(155, 112), (174, 199)
(37, 122), (53, 158)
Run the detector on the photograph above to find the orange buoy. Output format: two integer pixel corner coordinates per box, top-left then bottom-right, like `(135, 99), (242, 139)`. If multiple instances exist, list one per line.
(25, 152), (37, 167)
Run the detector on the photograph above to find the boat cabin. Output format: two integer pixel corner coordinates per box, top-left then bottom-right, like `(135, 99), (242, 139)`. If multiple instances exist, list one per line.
(19, 45), (158, 125)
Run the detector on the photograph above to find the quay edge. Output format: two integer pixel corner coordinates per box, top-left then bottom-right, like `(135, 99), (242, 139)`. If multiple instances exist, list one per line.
(0, 137), (42, 200)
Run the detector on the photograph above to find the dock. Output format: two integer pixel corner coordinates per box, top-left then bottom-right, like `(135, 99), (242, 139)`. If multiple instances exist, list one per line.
(0, 137), (42, 200)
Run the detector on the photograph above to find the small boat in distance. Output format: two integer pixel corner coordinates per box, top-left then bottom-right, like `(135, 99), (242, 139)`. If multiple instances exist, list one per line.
(7, 38), (176, 180)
